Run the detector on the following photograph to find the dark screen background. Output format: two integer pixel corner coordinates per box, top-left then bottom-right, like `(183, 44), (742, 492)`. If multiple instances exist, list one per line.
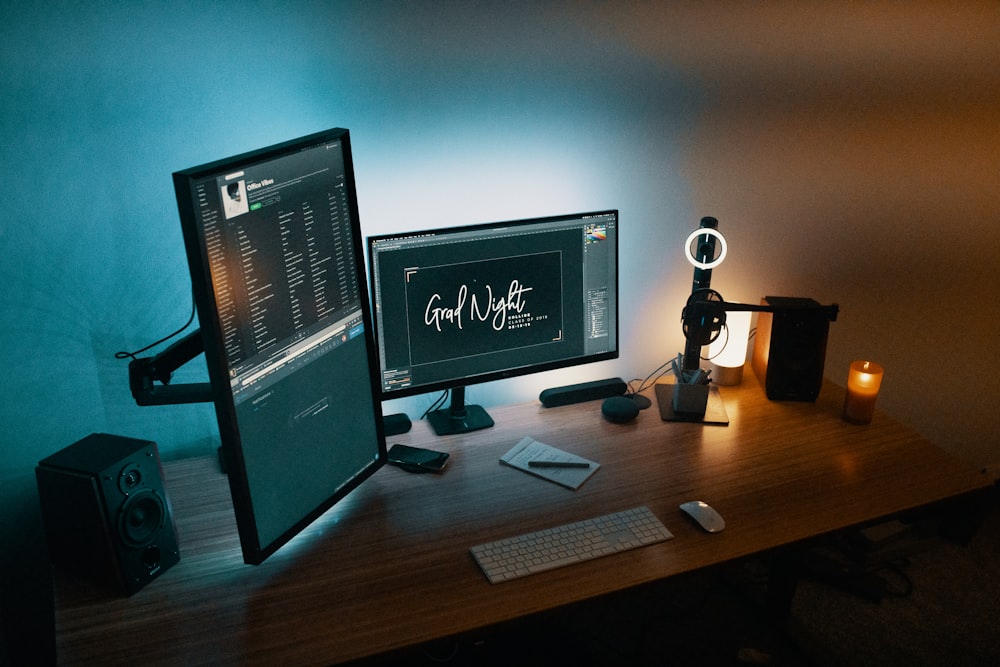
(374, 227), (586, 388)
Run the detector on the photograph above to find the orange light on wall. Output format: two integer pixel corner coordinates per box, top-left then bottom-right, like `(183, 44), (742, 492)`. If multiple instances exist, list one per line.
(843, 360), (884, 424)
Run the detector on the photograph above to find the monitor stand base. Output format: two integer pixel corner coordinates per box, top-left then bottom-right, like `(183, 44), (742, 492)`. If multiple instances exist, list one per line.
(427, 404), (494, 436)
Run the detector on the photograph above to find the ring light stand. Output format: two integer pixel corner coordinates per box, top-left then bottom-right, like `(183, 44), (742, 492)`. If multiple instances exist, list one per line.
(667, 218), (838, 424)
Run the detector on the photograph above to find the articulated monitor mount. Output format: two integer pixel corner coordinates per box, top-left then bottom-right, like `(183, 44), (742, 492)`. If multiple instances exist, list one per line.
(127, 330), (212, 406)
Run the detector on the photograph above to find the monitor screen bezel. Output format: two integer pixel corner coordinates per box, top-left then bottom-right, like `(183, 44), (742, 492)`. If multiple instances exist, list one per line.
(173, 127), (386, 565)
(367, 209), (620, 402)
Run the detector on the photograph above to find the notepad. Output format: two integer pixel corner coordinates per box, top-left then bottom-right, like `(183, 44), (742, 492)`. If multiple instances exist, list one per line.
(499, 437), (600, 490)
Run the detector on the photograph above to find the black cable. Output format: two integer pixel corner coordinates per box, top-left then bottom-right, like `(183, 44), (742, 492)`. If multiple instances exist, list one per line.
(420, 390), (450, 420)
(628, 360), (671, 397)
(628, 355), (685, 398)
(113, 294), (197, 362)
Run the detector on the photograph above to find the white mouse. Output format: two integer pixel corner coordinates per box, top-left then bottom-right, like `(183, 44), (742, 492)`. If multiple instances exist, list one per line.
(679, 500), (726, 533)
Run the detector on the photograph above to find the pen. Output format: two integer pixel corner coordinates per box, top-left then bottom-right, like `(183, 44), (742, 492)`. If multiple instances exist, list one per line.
(528, 460), (591, 469)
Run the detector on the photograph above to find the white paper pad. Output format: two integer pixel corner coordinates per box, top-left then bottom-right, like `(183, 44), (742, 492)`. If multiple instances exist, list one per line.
(499, 436), (600, 490)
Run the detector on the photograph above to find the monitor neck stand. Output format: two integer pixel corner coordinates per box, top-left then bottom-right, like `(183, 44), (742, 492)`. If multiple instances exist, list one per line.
(426, 386), (494, 436)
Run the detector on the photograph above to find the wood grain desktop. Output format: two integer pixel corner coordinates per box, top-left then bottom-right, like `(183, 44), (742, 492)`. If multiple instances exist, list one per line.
(53, 371), (990, 665)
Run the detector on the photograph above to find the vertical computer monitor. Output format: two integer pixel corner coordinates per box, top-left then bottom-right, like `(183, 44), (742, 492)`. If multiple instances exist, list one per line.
(174, 128), (385, 565)
(368, 210), (619, 435)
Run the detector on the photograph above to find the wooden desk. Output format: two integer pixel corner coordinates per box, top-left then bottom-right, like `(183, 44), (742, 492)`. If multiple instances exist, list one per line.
(54, 374), (989, 665)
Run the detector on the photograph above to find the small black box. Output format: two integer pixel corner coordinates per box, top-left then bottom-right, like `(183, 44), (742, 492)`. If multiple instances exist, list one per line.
(539, 377), (627, 407)
(36, 433), (180, 595)
(751, 297), (836, 401)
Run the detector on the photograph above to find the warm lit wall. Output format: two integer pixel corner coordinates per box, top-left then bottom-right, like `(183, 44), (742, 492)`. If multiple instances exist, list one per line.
(2, 2), (998, 659)
(607, 3), (1000, 470)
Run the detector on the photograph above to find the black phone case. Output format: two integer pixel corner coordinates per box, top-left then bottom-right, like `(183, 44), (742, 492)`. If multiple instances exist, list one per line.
(388, 444), (449, 473)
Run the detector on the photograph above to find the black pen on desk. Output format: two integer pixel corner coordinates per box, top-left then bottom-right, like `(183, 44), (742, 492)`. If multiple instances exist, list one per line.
(528, 460), (591, 469)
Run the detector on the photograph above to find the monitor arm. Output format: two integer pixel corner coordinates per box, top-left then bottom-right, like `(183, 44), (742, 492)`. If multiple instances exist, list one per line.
(681, 290), (838, 370)
(128, 330), (213, 406)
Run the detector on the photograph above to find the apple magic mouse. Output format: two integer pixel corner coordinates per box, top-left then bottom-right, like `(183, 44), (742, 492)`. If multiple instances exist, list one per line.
(679, 500), (725, 533)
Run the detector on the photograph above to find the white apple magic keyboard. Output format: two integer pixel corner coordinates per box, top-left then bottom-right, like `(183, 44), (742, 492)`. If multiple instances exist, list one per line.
(470, 506), (674, 584)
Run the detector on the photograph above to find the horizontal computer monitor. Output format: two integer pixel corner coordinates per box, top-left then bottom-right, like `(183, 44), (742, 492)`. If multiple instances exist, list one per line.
(368, 210), (619, 435)
(174, 128), (386, 565)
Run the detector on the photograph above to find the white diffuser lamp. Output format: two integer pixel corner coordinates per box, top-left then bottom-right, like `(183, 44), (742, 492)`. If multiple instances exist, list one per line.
(707, 310), (751, 385)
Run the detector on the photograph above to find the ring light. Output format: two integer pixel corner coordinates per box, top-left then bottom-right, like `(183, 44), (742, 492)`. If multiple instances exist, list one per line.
(684, 227), (728, 270)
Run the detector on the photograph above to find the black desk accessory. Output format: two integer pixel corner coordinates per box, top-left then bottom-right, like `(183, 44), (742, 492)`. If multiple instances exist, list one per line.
(539, 377), (627, 407)
(601, 395), (641, 423)
(655, 384), (730, 425)
(383, 413), (412, 436)
(126, 330), (211, 406)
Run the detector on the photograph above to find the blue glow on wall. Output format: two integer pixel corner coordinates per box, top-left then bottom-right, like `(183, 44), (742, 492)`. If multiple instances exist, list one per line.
(1, 2), (697, 466)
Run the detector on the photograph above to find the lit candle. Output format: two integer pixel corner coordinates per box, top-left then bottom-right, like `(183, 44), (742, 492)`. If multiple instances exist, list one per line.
(843, 360), (884, 424)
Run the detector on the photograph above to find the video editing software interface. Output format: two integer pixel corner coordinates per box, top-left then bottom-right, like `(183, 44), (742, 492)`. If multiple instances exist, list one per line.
(175, 129), (384, 564)
(369, 210), (619, 399)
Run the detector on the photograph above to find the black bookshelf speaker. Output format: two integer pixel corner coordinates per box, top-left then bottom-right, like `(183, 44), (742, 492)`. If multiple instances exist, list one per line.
(751, 297), (835, 402)
(35, 433), (180, 596)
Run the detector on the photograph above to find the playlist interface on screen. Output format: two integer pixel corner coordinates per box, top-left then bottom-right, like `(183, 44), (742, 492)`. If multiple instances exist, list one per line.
(186, 137), (381, 552)
(192, 141), (365, 404)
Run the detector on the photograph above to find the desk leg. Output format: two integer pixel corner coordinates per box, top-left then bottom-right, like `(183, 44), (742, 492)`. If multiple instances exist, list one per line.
(765, 548), (803, 624)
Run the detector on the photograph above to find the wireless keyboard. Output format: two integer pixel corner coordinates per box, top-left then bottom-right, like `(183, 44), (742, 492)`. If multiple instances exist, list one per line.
(470, 505), (674, 584)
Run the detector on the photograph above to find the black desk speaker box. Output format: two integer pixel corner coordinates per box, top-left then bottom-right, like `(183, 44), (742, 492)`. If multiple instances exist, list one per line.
(539, 377), (627, 407)
(35, 433), (180, 596)
(751, 296), (834, 402)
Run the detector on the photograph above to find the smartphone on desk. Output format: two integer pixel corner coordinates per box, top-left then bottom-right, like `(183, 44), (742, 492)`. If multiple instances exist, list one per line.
(387, 444), (450, 473)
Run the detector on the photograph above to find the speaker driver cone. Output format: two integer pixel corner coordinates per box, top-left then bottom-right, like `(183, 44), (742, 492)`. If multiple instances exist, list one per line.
(119, 491), (165, 548)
